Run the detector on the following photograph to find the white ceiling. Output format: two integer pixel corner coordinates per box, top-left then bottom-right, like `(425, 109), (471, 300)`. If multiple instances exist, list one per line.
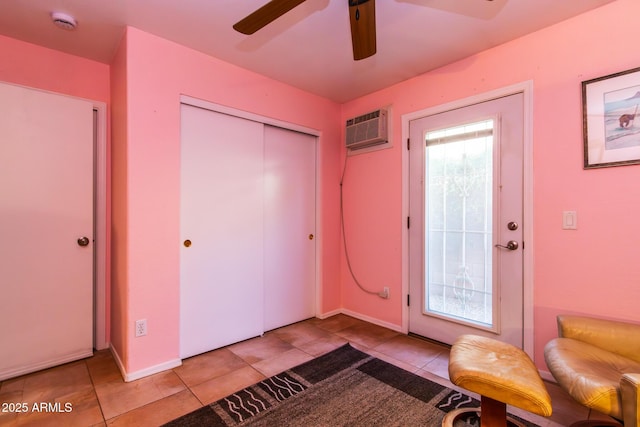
(0, 0), (616, 103)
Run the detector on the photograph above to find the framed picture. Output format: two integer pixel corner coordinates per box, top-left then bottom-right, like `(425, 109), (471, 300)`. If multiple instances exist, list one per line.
(583, 66), (640, 169)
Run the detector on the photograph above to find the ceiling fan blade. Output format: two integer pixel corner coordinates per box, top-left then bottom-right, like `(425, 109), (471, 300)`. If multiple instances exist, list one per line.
(233, 0), (308, 35)
(349, 0), (376, 60)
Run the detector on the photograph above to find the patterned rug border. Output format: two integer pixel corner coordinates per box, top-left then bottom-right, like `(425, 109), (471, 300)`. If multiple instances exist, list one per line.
(163, 343), (539, 427)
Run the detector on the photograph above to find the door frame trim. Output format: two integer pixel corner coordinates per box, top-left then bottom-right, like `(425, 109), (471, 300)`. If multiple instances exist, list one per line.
(93, 101), (108, 350)
(401, 81), (534, 356)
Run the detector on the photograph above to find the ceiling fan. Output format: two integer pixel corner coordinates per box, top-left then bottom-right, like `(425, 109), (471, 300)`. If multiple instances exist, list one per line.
(233, 0), (375, 60)
(233, 0), (495, 61)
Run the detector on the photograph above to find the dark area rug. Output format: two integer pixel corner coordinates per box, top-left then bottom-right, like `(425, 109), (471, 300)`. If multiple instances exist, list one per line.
(163, 343), (539, 427)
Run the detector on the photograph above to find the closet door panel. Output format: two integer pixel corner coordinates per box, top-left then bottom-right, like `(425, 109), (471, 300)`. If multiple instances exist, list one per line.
(180, 105), (264, 359)
(264, 126), (316, 331)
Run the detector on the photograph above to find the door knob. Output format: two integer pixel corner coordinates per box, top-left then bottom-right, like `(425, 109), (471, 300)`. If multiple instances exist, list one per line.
(184, 239), (192, 247)
(495, 240), (518, 250)
(77, 237), (90, 247)
(308, 234), (314, 240)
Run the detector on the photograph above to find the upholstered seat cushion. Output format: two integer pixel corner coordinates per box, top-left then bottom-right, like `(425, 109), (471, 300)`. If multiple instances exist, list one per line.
(449, 334), (552, 416)
(545, 337), (640, 419)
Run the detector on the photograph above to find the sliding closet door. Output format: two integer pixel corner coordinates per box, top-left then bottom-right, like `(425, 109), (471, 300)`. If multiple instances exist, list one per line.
(264, 126), (316, 331)
(180, 104), (264, 359)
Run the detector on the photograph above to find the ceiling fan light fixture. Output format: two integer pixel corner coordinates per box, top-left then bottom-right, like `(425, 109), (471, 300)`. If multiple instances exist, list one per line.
(51, 12), (77, 31)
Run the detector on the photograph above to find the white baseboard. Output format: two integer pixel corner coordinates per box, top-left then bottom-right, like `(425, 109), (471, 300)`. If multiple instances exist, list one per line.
(336, 309), (404, 333)
(110, 345), (182, 382)
(109, 345), (126, 379)
(317, 308), (342, 319)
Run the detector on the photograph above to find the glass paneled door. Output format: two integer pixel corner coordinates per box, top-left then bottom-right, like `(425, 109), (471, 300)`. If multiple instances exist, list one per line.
(408, 93), (525, 348)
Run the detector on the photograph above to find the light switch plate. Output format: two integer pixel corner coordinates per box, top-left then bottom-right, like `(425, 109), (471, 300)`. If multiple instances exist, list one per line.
(562, 211), (577, 230)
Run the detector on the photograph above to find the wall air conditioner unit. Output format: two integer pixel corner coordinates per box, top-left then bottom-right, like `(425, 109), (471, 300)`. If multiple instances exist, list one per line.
(345, 108), (389, 152)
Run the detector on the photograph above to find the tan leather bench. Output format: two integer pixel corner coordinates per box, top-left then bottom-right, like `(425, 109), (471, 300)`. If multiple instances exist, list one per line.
(446, 334), (552, 427)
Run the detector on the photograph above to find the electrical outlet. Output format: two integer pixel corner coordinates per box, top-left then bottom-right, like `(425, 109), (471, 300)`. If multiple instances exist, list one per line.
(135, 319), (147, 337)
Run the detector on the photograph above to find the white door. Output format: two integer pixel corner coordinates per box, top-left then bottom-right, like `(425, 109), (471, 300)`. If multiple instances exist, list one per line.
(408, 93), (524, 347)
(0, 82), (94, 380)
(180, 105), (264, 359)
(263, 125), (316, 331)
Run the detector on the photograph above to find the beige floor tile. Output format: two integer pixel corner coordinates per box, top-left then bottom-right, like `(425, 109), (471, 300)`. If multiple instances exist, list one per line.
(422, 352), (451, 380)
(0, 387), (103, 427)
(85, 350), (123, 385)
(0, 360), (99, 427)
(94, 370), (186, 420)
(374, 334), (447, 368)
(190, 365), (265, 405)
(227, 334), (294, 364)
(174, 347), (247, 388)
(312, 314), (367, 333)
(295, 334), (349, 356)
(0, 377), (26, 394)
(0, 385), (25, 425)
(269, 321), (334, 347)
(334, 321), (400, 348)
(106, 389), (202, 426)
(12, 361), (93, 403)
(251, 348), (314, 377)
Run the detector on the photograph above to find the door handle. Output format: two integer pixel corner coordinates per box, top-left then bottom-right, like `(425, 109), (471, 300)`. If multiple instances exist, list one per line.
(77, 236), (90, 247)
(495, 240), (518, 250)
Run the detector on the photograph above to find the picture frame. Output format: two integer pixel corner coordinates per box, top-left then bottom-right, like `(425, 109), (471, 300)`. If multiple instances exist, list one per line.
(583, 66), (640, 169)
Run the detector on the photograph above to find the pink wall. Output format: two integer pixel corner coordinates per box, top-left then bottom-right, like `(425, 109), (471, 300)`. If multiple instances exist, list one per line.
(113, 27), (342, 374)
(340, 0), (640, 368)
(0, 34), (112, 343)
(110, 32), (128, 364)
(340, 146), (403, 326)
(0, 34), (110, 102)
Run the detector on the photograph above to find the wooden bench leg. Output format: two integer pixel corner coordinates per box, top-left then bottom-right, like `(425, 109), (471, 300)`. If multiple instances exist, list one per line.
(481, 396), (507, 427)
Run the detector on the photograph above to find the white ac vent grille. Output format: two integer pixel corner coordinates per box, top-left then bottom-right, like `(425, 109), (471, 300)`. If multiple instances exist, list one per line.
(345, 109), (388, 151)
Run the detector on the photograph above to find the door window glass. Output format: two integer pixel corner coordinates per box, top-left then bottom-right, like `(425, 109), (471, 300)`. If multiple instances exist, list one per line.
(424, 119), (494, 327)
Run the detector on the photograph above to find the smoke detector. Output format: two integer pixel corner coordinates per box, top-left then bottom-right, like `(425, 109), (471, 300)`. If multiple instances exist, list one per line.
(51, 12), (77, 31)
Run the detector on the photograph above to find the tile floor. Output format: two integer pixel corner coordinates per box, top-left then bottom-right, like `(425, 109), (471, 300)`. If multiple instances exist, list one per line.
(0, 314), (618, 426)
